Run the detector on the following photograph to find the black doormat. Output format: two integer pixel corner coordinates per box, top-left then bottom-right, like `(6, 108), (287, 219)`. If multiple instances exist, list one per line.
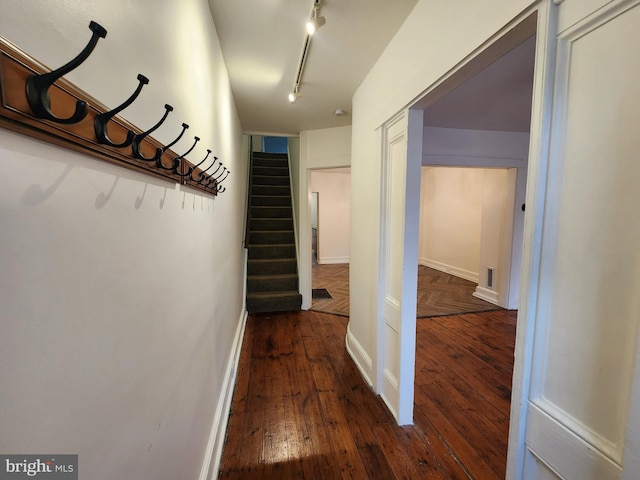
(312, 288), (333, 299)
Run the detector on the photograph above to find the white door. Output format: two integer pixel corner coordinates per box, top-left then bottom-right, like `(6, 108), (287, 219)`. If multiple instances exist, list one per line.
(378, 109), (423, 424)
(510, 0), (640, 478)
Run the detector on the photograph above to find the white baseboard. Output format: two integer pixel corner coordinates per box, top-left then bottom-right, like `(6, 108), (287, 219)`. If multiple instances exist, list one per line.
(199, 308), (248, 480)
(318, 256), (350, 264)
(345, 321), (373, 388)
(420, 258), (478, 283)
(473, 286), (499, 305)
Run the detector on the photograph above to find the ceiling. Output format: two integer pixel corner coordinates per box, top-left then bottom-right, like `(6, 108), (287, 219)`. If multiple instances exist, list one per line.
(207, 0), (419, 135)
(208, 1), (536, 136)
(422, 35), (536, 133)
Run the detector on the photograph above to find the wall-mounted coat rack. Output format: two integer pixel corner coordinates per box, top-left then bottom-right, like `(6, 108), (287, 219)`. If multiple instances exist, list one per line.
(0, 21), (228, 196)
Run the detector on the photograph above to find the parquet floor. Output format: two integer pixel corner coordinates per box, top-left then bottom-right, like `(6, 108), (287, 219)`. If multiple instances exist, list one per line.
(218, 309), (517, 479)
(311, 263), (500, 318)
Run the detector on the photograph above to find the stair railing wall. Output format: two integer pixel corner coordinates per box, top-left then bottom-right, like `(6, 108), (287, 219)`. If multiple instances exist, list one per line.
(243, 135), (254, 248)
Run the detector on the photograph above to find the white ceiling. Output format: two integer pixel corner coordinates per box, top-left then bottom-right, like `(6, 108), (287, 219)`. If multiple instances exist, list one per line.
(207, 0), (419, 135)
(208, 1), (536, 136)
(422, 35), (536, 133)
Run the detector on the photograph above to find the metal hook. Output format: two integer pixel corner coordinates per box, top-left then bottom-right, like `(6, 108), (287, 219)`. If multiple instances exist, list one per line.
(176, 150), (212, 177)
(217, 170), (230, 185)
(194, 156), (219, 183)
(160, 123), (189, 154)
(158, 136), (199, 172)
(94, 74), (149, 148)
(201, 162), (223, 187)
(131, 104), (173, 161)
(26, 21), (107, 124)
(214, 166), (228, 181)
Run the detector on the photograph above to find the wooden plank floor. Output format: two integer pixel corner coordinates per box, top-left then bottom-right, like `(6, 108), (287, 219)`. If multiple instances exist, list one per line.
(218, 309), (517, 479)
(311, 264), (499, 318)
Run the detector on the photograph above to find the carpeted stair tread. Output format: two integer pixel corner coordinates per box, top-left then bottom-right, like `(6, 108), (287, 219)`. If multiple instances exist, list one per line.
(248, 244), (296, 259)
(251, 195), (291, 206)
(252, 175), (290, 186)
(252, 185), (290, 196)
(247, 273), (298, 293)
(250, 218), (293, 231)
(251, 206), (292, 218)
(247, 258), (297, 275)
(252, 166), (289, 176)
(246, 291), (302, 313)
(246, 150), (300, 314)
(249, 230), (295, 244)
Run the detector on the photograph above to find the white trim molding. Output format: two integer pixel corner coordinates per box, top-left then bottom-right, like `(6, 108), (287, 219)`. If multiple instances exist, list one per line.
(199, 308), (248, 480)
(420, 257), (479, 283)
(345, 321), (374, 388)
(473, 286), (500, 305)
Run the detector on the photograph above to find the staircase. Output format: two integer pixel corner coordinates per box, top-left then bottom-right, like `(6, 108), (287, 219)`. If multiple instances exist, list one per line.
(246, 152), (302, 313)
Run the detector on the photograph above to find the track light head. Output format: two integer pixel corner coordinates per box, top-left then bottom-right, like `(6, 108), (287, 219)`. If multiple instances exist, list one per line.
(288, 89), (301, 103)
(306, 9), (326, 35)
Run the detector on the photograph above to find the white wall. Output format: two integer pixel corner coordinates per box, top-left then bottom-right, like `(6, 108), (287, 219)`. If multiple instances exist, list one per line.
(419, 166), (513, 305)
(310, 169), (351, 264)
(0, 2), (245, 480)
(297, 126), (351, 308)
(419, 167), (484, 281)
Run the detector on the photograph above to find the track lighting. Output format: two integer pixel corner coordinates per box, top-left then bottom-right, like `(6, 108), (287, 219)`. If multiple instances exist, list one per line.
(288, 88), (301, 104)
(287, 0), (325, 104)
(306, 9), (326, 35)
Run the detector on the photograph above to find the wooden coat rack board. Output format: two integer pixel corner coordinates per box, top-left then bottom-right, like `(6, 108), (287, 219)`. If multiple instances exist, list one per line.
(0, 22), (229, 195)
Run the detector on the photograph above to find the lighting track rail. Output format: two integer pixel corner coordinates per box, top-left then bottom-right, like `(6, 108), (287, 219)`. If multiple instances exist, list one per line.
(289, 0), (325, 103)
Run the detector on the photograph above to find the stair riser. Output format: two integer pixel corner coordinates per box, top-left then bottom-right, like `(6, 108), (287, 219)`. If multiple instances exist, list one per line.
(253, 158), (288, 168)
(252, 196), (291, 206)
(251, 206), (292, 218)
(249, 245), (296, 259)
(249, 231), (295, 244)
(250, 218), (293, 231)
(252, 175), (289, 186)
(247, 276), (298, 293)
(248, 260), (297, 275)
(252, 185), (290, 196)
(247, 293), (302, 314)
(253, 166), (289, 177)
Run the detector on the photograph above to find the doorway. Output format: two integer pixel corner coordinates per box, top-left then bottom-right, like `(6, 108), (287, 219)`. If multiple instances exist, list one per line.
(375, 8), (537, 455)
(309, 168), (351, 316)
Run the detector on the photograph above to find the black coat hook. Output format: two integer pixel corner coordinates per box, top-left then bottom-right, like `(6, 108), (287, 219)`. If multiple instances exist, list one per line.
(159, 136), (199, 172)
(217, 170), (230, 185)
(214, 166), (228, 181)
(213, 171), (230, 190)
(94, 74), (149, 148)
(131, 104), (173, 161)
(26, 21), (107, 124)
(194, 156), (219, 183)
(202, 162), (223, 187)
(209, 162), (224, 178)
(160, 123), (189, 154)
(176, 150), (212, 177)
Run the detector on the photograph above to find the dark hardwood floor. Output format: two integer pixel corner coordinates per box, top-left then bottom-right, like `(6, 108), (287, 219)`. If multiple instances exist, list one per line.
(218, 309), (517, 479)
(311, 264), (499, 318)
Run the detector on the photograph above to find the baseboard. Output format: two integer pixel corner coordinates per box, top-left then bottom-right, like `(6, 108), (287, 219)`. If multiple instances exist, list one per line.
(473, 286), (499, 305)
(199, 308), (248, 480)
(318, 256), (350, 264)
(420, 258), (478, 283)
(345, 321), (373, 388)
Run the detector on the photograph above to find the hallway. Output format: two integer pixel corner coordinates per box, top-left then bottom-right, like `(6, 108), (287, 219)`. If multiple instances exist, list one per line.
(218, 309), (516, 479)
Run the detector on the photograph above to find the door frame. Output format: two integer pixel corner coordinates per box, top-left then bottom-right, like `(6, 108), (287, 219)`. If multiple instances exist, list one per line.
(375, 3), (558, 477)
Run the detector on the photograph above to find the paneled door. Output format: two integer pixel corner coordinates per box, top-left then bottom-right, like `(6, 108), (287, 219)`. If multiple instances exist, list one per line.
(513, 0), (640, 477)
(378, 109), (423, 424)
